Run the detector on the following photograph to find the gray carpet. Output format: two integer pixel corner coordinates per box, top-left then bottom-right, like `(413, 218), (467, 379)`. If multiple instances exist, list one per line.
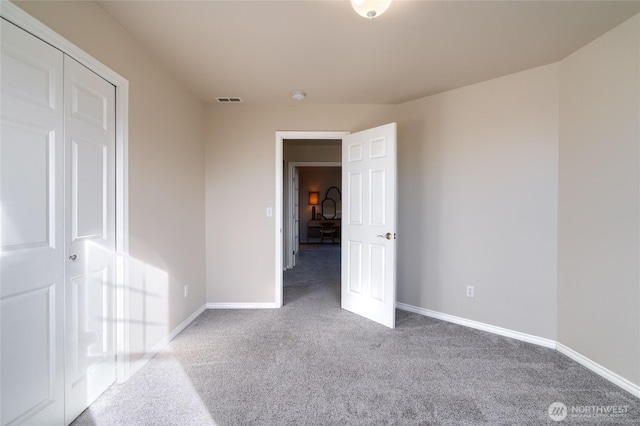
(72, 245), (640, 425)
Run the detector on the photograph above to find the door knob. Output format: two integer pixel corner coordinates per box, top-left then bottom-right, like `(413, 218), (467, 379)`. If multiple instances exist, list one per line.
(377, 232), (393, 240)
(69, 254), (77, 261)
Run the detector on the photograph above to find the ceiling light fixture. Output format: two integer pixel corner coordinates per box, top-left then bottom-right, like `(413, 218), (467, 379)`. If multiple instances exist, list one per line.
(291, 90), (306, 101)
(350, 0), (392, 19)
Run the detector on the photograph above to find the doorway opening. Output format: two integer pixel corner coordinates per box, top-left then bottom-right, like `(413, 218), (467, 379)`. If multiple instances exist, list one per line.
(284, 162), (342, 306)
(274, 132), (349, 307)
(283, 142), (343, 307)
(276, 124), (398, 327)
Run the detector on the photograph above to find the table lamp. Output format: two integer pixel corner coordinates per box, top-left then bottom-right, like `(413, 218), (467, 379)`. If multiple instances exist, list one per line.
(308, 191), (319, 220)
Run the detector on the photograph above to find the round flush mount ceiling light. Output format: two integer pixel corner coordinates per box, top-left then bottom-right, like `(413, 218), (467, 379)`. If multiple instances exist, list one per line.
(350, 0), (392, 19)
(291, 90), (306, 101)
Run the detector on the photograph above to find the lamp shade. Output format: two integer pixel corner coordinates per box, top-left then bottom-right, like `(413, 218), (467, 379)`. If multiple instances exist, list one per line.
(308, 191), (319, 205)
(350, 0), (392, 19)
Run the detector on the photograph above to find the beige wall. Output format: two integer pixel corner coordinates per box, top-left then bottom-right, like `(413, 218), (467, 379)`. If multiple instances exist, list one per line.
(558, 14), (640, 385)
(392, 64), (560, 339)
(205, 104), (391, 303)
(15, 1), (207, 360)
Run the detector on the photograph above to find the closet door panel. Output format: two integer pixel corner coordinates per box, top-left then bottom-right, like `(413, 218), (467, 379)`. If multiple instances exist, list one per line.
(0, 18), (65, 426)
(64, 55), (117, 425)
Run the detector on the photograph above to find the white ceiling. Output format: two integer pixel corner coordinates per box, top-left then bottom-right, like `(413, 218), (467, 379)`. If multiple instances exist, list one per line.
(96, 0), (640, 105)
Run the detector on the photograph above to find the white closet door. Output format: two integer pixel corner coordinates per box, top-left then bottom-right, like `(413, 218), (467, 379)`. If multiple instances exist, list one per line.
(63, 56), (117, 424)
(0, 19), (66, 425)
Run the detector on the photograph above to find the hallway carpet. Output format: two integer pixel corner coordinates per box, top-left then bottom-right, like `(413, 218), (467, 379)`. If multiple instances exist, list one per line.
(72, 245), (640, 425)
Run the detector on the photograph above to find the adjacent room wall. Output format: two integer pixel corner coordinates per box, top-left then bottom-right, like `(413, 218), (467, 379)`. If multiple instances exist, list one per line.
(392, 64), (560, 340)
(298, 167), (342, 242)
(284, 142), (342, 163)
(558, 14), (640, 386)
(15, 1), (208, 363)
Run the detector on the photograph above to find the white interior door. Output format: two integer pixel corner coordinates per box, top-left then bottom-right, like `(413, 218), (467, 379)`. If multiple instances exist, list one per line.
(64, 56), (117, 423)
(293, 167), (300, 266)
(341, 123), (397, 328)
(0, 19), (66, 425)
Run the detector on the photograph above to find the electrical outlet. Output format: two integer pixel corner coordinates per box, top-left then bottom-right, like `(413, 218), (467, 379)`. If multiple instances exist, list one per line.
(184, 285), (189, 298)
(466, 286), (474, 298)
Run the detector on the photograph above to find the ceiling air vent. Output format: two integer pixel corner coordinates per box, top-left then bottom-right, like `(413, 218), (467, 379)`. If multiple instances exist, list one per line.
(215, 97), (243, 103)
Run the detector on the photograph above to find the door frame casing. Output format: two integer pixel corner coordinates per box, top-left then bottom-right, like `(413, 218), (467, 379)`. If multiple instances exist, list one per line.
(1, 3), (131, 381)
(286, 161), (341, 270)
(275, 131), (349, 307)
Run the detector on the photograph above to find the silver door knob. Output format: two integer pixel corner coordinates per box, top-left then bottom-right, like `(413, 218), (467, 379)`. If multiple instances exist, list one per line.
(377, 232), (393, 240)
(69, 255), (77, 261)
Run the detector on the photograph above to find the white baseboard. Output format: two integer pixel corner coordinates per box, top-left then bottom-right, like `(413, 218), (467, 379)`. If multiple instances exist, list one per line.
(127, 303), (207, 379)
(396, 302), (557, 349)
(556, 343), (640, 399)
(206, 302), (279, 309)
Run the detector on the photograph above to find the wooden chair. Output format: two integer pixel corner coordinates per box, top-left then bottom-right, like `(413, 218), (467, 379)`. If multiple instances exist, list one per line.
(319, 222), (336, 245)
